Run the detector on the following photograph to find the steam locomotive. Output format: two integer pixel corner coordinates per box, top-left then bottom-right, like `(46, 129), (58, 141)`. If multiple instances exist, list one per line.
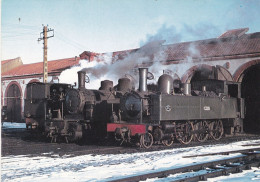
(24, 67), (244, 148)
(24, 71), (131, 142)
(107, 68), (244, 148)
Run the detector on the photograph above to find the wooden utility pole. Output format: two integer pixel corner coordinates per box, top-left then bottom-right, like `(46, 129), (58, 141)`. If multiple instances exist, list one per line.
(38, 25), (54, 83)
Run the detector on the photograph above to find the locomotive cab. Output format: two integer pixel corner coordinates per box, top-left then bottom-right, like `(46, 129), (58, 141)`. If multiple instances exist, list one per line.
(24, 82), (71, 130)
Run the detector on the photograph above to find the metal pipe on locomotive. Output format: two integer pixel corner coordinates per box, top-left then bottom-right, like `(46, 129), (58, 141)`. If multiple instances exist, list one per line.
(107, 68), (245, 148)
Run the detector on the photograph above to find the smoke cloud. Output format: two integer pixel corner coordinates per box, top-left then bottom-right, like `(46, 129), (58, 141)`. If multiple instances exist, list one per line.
(59, 23), (223, 89)
(59, 39), (168, 89)
(140, 23), (221, 45)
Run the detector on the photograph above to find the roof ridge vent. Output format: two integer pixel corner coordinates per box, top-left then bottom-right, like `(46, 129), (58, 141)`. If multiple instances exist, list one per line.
(218, 28), (249, 38)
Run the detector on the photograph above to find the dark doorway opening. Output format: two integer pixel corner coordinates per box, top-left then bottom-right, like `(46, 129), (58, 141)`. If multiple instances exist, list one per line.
(241, 64), (260, 132)
(190, 67), (213, 83)
(6, 84), (22, 123)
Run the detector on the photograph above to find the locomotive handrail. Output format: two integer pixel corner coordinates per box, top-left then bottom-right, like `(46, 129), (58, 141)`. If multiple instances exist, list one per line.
(147, 72), (154, 80)
(85, 75), (90, 83)
(140, 98), (143, 124)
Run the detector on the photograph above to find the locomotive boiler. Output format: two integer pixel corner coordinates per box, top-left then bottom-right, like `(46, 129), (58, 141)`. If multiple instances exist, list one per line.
(107, 68), (245, 148)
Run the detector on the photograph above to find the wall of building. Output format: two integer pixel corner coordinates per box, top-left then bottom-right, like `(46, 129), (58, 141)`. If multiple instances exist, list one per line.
(1, 57), (23, 74)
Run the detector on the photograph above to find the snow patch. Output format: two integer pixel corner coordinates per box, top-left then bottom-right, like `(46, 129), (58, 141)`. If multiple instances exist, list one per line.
(1, 139), (260, 181)
(2, 122), (26, 129)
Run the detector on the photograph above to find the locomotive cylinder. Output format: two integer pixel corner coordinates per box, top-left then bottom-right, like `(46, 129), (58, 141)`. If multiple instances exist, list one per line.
(162, 123), (175, 133)
(158, 74), (174, 94)
(78, 71), (86, 89)
(139, 68), (148, 92)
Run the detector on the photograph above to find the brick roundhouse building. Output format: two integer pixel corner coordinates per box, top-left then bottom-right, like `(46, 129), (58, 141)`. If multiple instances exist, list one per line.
(1, 28), (260, 131)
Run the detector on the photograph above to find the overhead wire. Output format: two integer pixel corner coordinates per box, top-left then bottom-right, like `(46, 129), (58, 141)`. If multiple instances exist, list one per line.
(55, 31), (86, 52)
(2, 23), (40, 42)
(55, 31), (86, 50)
(2, 23), (89, 55)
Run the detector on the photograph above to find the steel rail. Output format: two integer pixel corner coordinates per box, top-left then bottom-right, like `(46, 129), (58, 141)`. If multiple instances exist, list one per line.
(108, 152), (260, 182)
(173, 160), (260, 182)
(183, 147), (260, 158)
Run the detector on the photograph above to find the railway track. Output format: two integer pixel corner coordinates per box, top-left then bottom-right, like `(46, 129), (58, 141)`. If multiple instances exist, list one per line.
(2, 128), (127, 157)
(108, 148), (260, 182)
(2, 128), (260, 157)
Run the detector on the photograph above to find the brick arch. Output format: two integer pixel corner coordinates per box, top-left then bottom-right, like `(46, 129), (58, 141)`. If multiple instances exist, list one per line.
(24, 79), (40, 99)
(233, 59), (260, 82)
(237, 59), (260, 132)
(28, 79), (40, 84)
(4, 81), (23, 105)
(181, 64), (213, 83)
(215, 65), (233, 81)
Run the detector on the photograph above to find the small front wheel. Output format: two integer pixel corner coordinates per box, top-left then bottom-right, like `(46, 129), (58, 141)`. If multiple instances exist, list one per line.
(162, 139), (174, 147)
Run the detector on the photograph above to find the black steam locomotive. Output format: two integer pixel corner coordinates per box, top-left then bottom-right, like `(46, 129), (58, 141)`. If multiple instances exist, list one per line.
(107, 68), (245, 148)
(24, 71), (131, 142)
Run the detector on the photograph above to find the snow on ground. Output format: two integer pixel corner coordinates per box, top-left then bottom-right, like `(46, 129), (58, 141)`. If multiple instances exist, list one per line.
(1, 139), (260, 182)
(1, 122), (26, 129)
(145, 167), (260, 182)
(207, 168), (260, 182)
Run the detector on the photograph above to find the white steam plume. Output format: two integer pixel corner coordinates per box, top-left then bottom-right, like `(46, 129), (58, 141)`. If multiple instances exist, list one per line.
(59, 40), (167, 89)
(59, 59), (108, 89)
(59, 23), (221, 88)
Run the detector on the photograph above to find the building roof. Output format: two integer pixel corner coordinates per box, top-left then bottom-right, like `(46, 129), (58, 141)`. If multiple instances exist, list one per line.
(165, 32), (260, 61)
(1, 57), (21, 65)
(218, 28), (249, 38)
(2, 28), (260, 78)
(2, 57), (80, 77)
(80, 28), (260, 63)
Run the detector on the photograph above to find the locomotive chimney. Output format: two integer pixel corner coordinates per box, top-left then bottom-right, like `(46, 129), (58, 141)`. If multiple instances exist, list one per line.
(139, 68), (148, 92)
(78, 71), (86, 89)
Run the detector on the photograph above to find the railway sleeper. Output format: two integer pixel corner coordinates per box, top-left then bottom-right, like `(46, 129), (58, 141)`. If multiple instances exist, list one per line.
(109, 153), (260, 182)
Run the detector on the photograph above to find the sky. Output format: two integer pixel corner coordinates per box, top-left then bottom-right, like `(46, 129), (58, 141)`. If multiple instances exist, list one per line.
(1, 0), (260, 64)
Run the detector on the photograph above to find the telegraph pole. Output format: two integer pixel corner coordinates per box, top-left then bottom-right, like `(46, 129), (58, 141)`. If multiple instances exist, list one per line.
(38, 25), (54, 83)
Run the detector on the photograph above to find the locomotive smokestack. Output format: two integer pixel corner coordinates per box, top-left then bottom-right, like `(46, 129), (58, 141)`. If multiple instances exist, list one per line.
(139, 68), (148, 92)
(78, 71), (86, 89)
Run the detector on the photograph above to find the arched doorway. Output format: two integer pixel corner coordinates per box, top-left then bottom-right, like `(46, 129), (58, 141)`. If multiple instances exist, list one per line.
(239, 63), (260, 132)
(5, 82), (22, 122)
(24, 79), (40, 99)
(182, 64), (233, 83)
(182, 64), (212, 83)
